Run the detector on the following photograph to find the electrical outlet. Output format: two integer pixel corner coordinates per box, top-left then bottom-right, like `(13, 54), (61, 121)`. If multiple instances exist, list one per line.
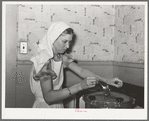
(20, 42), (27, 54)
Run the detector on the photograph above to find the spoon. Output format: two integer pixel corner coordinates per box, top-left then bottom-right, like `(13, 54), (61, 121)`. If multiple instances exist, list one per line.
(97, 81), (111, 95)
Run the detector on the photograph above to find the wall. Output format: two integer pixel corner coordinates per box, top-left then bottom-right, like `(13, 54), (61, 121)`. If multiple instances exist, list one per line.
(114, 5), (145, 63)
(113, 62), (144, 87)
(17, 4), (145, 63)
(5, 5), (34, 108)
(16, 61), (34, 107)
(17, 4), (115, 61)
(6, 5), (17, 107)
(65, 61), (144, 87)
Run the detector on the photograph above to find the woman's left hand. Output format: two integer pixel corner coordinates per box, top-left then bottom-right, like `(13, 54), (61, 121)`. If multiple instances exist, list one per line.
(107, 77), (123, 88)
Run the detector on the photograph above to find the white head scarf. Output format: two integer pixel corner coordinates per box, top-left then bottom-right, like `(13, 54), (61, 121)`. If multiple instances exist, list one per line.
(30, 21), (70, 73)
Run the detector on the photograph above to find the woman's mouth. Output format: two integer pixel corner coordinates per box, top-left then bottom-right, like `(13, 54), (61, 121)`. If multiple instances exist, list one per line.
(63, 48), (67, 51)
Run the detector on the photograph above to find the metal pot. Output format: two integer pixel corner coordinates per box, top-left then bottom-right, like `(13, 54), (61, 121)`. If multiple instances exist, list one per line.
(83, 91), (135, 108)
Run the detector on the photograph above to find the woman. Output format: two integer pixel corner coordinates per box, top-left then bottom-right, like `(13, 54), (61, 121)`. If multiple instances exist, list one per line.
(30, 21), (123, 108)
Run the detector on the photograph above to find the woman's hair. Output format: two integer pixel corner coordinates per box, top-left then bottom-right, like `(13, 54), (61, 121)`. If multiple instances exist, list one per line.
(62, 28), (73, 35)
(56, 28), (74, 41)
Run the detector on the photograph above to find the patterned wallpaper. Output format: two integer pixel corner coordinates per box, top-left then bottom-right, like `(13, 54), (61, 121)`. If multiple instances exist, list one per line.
(17, 4), (145, 63)
(114, 5), (144, 63)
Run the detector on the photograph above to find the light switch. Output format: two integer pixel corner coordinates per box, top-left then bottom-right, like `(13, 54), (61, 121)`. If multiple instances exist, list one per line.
(20, 42), (27, 54)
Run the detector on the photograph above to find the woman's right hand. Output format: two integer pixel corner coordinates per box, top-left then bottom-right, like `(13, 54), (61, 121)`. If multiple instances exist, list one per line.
(79, 77), (99, 90)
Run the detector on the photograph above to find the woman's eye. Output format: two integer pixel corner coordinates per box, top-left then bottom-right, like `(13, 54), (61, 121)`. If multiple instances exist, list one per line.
(63, 40), (71, 45)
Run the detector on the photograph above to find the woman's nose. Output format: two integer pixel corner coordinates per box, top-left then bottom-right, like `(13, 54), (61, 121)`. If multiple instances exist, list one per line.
(66, 42), (69, 48)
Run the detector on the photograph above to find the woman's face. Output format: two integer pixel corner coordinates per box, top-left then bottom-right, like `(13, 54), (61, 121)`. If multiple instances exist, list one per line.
(53, 33), (73, 54)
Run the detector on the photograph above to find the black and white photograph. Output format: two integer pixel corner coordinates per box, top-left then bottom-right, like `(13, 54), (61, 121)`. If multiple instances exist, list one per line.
(2, 1), (148, 120)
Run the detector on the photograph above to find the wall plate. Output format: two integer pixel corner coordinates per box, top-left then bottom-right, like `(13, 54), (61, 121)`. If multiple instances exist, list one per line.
(20, 41), (28, 54)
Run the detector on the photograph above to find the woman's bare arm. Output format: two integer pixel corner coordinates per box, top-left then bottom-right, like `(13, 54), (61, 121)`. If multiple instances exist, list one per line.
(68, 62), (108, 82)
(40, 76), (82, 105)
(68, 62), (123, 88)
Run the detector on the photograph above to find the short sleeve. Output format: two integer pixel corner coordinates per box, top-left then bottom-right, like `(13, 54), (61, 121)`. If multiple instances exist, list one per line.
(62, 53), (75, 68)
(33, 59), (57, 81)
